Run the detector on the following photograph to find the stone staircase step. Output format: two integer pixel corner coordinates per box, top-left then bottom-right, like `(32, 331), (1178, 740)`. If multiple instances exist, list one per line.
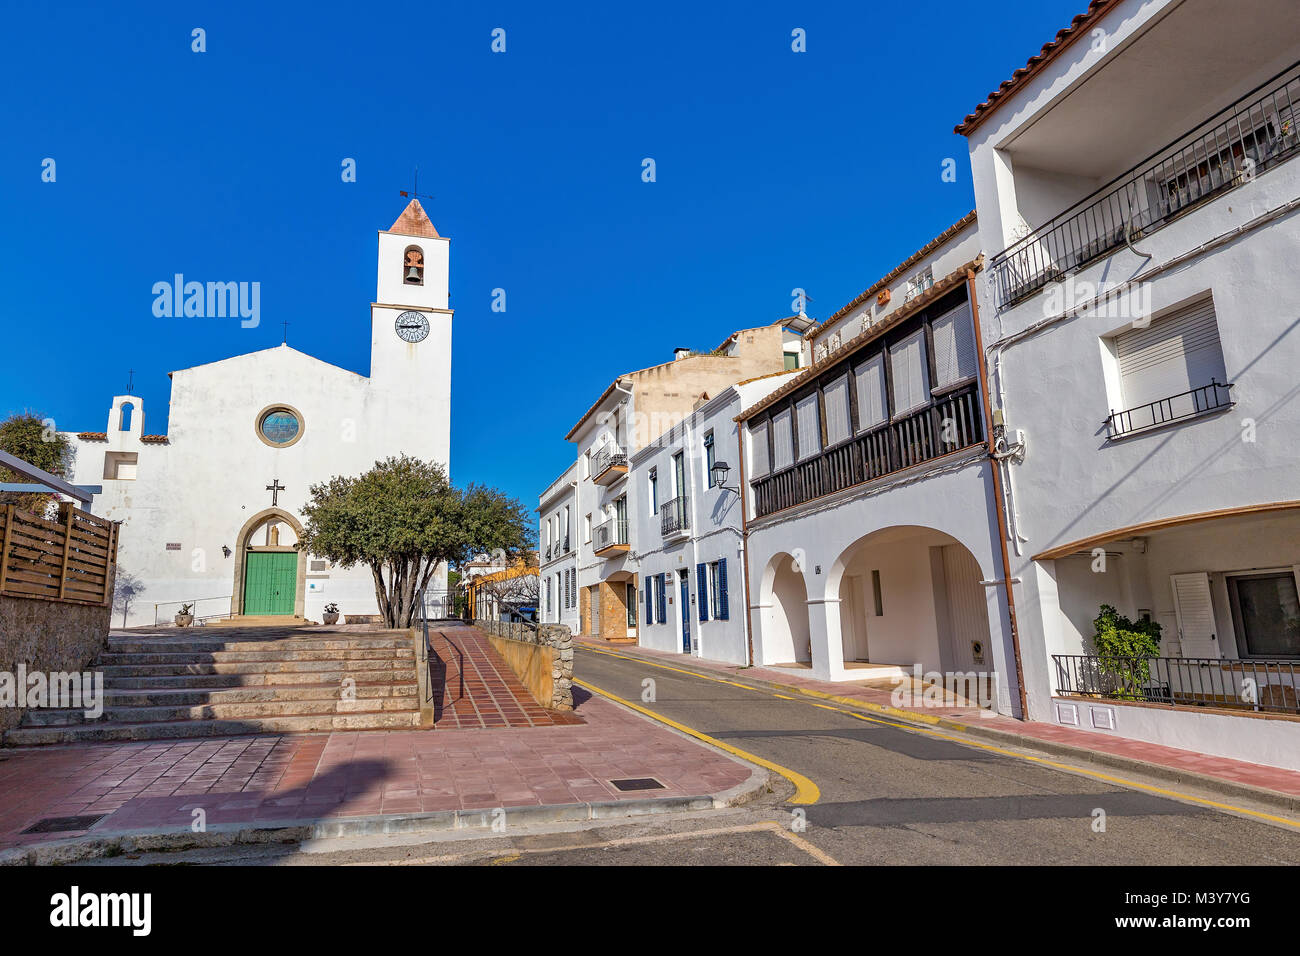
(98, 683), (418, 707)
(96, 659), (415, 677)
(5, 709), (423, 744)
(100, 668), (417, 688)
(97, 647), (414, 664)
(23, 695), (420, 725)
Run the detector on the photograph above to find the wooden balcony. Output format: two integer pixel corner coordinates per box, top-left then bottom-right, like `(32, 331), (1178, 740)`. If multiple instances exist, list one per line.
(592, 518), (629, 557)
(592, 446), (628, 486)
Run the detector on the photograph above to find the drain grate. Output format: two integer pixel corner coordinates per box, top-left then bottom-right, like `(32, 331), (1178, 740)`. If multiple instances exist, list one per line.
(609, 777), (665, 792)
(22, 813), (108, 834)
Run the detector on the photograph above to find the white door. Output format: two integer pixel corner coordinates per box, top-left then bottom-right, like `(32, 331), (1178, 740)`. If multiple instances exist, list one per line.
(841, 575), (869, 662)
(942, 545), (993, 672)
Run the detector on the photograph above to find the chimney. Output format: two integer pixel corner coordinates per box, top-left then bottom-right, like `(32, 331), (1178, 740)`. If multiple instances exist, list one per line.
(674, 347), (692, 361)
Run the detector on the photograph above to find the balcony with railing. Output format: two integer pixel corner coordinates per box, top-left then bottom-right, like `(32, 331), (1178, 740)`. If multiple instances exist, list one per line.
(1105, 380), (1233, 440)
(1054, 654), (1300, 716)
(592, 517), (629, 557)
(751, 382), (984, 519)
(592, 445), (628, 485)
(660, 495), (690, 538)
(991, 63), (1300, 310)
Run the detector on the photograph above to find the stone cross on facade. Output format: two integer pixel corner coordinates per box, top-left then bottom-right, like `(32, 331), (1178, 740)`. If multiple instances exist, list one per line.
(266, 479), (285, 507)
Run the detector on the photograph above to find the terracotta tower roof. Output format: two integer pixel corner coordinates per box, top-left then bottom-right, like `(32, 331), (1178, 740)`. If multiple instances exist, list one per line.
(387, 198), (440, 238)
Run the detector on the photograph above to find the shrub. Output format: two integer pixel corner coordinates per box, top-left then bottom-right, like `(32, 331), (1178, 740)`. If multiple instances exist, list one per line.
(1091, 604), (1162, 699)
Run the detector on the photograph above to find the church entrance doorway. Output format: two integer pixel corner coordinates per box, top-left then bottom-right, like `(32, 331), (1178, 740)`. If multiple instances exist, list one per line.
(244, 551), (297, 615)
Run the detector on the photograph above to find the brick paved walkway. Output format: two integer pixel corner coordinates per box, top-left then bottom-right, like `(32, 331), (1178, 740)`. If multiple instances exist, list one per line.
(0, 694), (753, 848)
(576, 636), (1300, 799)
(428, 626), (583, 729)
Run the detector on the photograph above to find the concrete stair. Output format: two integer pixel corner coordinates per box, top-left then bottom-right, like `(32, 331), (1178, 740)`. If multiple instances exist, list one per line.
(5, 628), (423, 745)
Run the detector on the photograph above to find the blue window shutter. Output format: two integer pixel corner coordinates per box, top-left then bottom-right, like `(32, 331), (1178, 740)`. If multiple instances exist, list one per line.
(644, 576), (652, 623)
(657, 573), (667, 624)
(718, 559), (729, 620)
(697, 563), (709, 621)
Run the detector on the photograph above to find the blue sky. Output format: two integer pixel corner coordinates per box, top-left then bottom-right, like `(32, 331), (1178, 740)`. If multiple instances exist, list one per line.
(0, 0), (1083, 507)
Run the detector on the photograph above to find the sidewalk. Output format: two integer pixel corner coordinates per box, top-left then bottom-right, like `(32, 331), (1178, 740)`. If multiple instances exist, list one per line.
(575, 635), (1300, 809)
(0, 692), (765, 864)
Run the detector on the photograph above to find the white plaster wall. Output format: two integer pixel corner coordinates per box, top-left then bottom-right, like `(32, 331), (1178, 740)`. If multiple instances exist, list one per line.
(1052, 697), (1300, 772)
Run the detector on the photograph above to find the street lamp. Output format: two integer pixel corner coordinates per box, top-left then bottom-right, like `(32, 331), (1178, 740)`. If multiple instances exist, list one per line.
(711, 460), (737, 496)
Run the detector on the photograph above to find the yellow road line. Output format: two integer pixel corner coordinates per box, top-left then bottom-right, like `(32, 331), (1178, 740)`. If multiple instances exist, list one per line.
(766, 823), (842, 866)
(574, 677), (820, 805)
(580, 641), (1300, 832)
(581, 645), (760, 690)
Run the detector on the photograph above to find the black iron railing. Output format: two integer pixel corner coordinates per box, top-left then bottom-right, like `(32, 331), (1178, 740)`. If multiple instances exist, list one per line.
(1105, 380), (1232, 439)
(592, 445), (627, 480)
(593, 517), (628, 552)
(660, 495), (690, 536)
(752, 382), (983, 518)
(992, 63), (1300, 308)
(1054, 654), (1300, 715)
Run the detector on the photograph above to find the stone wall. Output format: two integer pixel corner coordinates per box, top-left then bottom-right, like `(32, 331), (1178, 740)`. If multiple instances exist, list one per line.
(475, 620), (574, 710)
(0, 597), (111, 738)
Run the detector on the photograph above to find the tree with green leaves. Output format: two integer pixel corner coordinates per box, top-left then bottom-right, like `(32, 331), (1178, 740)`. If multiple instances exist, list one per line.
(0, 410), (75, 515)
(299, 455), (534, 628)
(1092, 604), (1163, 700)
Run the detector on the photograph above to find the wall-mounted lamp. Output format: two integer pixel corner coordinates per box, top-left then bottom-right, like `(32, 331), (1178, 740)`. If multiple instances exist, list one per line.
(221, 545), (232, 558)
(711, 460), (739, 497)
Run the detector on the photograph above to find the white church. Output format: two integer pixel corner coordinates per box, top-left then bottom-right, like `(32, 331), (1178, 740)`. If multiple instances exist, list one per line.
(67, 200), (452, 627)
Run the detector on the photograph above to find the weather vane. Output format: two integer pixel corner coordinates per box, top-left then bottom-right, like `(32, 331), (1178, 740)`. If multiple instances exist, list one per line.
(400, 166), (435, 203)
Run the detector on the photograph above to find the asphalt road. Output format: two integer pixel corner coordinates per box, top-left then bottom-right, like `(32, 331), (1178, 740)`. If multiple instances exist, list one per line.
(93, 645), (1300, 867)
(567, 645), (1300, 865)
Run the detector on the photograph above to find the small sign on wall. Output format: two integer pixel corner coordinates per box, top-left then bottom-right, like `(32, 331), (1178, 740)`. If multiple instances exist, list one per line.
(307, 580), (325, 593)
(165, 543), (182, 551)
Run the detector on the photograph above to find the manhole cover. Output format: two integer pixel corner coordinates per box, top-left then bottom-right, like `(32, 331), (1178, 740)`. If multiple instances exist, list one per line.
(22, 814), (108, 834)
(609, 777), (665, 792)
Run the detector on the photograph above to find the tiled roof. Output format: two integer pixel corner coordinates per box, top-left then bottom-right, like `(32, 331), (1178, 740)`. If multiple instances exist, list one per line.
(387, 198), (441, 238)
(738, 257), (984, 422)
(954, 1), (1116, 136)
(140, 435), (169, 444)
(77, 432), (107, 441)
(806, 211), (977, 339)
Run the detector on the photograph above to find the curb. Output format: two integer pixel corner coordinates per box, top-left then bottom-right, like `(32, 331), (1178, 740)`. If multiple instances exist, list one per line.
(578, 643), (1300, 816)
(0, 769), (771, 866)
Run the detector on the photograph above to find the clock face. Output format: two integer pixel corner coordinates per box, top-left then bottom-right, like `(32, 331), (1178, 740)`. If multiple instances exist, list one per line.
(395, 311), (430, 343)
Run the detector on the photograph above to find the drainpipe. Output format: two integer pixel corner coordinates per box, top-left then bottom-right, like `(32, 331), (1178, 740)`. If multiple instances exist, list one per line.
(737, 413), (755, 668)
(968, 270), (1029, 720)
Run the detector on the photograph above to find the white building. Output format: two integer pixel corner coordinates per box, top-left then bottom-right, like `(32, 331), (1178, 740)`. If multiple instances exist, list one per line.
(960, 0), (1300, 765)
(67, 200), (453, 626)
(632, 374), (795, 663)
(736, 215), (1019, 711)
(561, 319), (809, 644)
(537, 464), (579, 631)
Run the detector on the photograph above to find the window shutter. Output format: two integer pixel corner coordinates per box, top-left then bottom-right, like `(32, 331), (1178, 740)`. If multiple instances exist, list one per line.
(854, 355), (888, 431)
(889, 330), (930, 415)
(657, 573), (667, 624)
(1115, 298), (1225, 423)
(697, 563), (709, 621)
(1171, 572), (1219, 659)
(717, 559), (729, 620)
(795, 394), (820, 460)
(749, 421), (770, 478)
(931, 302), (978, 388)
(823, 374), (851, 445)
(772, 409), (794, 472)
(645, 576), (653, 623)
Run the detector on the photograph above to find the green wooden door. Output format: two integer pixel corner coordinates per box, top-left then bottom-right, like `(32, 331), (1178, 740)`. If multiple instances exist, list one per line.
(244, 551), (297, 615)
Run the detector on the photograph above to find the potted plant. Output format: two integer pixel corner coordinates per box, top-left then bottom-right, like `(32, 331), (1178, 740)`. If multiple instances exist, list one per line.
(174, 603), (194, 627)
(322, 602), (340, 625)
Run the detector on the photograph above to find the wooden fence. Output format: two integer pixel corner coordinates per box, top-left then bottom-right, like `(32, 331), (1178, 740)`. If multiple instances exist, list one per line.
(0, 502), (118, 607)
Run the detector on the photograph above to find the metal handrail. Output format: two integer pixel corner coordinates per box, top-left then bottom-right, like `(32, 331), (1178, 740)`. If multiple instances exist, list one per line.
(593, 517), (629, 551)
(1104, 380), (1233, 439)
(592, 445), (628, 479)
(991, 61), (1300, 308)
(153, 596), (233, 627)
(1053, 653), (1300, 715)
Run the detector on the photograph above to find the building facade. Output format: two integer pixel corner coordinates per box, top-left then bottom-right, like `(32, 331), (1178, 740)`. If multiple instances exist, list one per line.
(632, 374), (795, 664)
(736, 215), (1019, 713)
(960, 0), (1300, 764)
(66, 200), (453, 626)
(537, 464), (579, 631)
